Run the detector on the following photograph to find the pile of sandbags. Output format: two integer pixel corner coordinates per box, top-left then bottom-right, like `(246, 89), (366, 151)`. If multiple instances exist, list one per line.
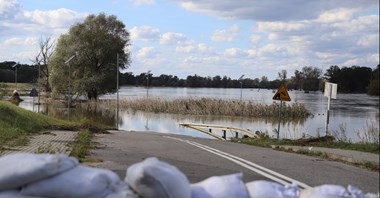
(0, 153), (133, 198)
(0, 153), (378, 198)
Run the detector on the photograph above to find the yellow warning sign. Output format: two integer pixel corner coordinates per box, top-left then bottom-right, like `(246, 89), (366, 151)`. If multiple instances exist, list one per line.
(272, 84), (291, 101)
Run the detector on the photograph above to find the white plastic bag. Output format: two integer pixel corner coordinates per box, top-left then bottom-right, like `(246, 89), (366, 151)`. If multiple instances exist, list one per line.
(0, 153), (78, 191)
(21, 165), (126, 198)
(191, 173), (249, 198)
(125, 157), (191, 198)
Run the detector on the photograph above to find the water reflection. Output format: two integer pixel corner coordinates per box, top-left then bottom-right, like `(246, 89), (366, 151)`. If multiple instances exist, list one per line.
(17, 87), (379, 142)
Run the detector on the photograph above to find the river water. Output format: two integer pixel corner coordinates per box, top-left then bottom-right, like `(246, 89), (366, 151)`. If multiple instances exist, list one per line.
(19, 87), (379, 142)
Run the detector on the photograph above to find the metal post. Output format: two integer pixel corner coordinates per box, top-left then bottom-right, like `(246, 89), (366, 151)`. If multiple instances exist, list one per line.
(325, 83), (332, 136)
(68, 63), (71, 120)
(235, 132), (239, 138)
(146, 74), (149, 97)
(222, 130), (226, 139)
(209, 129), (212, 133)
(240, 81), (243, 101)
(116, 53), (119, 130)
(37, 64), (41, 112)
(277, 101), (283, 139)
(15, 66), (18, 90)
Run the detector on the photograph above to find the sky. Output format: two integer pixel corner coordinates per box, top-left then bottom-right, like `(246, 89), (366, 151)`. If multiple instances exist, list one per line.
(0, 0), (379, 80)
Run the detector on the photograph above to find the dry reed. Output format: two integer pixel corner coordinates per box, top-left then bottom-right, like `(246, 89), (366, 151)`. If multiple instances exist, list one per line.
(115, 97), (310, 119)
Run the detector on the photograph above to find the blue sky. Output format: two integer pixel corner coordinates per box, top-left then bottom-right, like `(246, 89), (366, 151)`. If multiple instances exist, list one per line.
(0, 0), (379, 80)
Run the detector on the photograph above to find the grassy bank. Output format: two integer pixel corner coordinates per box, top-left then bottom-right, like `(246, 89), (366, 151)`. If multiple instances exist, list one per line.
(232, 134), (379, 154)
(0, 100), (104, 162)
(0, 100), (72, 148)
(119, 97), (310, 119)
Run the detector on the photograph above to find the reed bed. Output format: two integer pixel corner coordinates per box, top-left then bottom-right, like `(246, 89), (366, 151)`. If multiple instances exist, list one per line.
(116, 97), (310, 119)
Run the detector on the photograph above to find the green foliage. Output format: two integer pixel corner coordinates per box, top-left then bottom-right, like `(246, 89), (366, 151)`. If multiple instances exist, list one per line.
(0, 100), (71, 147)
(49, 13), (131, 100)
(325, 65), (374, 93)
(232, 135), (379, 154)
(69, 130), (93, 161)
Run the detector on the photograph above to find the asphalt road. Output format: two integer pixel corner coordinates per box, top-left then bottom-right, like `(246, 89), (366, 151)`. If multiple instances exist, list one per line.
(87, 130), (379, 193)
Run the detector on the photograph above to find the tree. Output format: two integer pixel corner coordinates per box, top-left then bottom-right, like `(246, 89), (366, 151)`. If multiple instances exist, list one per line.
(301, 66), (322, 91)
(49, 13), (130, 100)
(278, 69), (287, 84)
(324, 65), (341, 83)
(32, 37), (55, 92)
(368, 64), (379, 95)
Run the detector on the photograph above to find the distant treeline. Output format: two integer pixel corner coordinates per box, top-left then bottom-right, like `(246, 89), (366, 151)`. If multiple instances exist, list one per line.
(0, 61), (378, 95)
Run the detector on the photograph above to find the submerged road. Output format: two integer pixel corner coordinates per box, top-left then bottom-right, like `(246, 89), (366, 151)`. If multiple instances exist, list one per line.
(87, 130), (379, 193)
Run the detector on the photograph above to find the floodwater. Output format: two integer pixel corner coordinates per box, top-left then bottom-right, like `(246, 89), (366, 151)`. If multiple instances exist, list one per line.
(18, 87), (379, 142)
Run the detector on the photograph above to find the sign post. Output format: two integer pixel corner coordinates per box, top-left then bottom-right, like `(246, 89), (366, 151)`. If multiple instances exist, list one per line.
(324, 82), (337, 136)
(272, 84), (291, 139)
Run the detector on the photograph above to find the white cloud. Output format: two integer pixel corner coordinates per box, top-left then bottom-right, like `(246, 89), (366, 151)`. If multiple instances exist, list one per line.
(130, 0), (155, 6)
(0, 0), (20, 19)
(160, 32), (187, 45)
(224, 48), (246, 58)
(250, 35), (262, 44)
(317, 8), (356, 23)
(24, 37), (38, 46)
(136, 47), (158, 59)
(210, 24), (239, 42)
(22, 8), (86, 28)
(176, 43), (213, 54)
(3, 37), (23, 46)
(130, 26), (160, 41)
(357, 34), (379, 47)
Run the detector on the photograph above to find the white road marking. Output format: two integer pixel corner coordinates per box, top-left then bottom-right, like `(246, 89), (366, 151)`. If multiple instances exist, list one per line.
(164, 136), (311, 189)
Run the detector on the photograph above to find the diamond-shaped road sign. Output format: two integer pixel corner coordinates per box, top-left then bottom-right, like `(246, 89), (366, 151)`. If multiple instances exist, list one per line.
(272, 84), (291, 101)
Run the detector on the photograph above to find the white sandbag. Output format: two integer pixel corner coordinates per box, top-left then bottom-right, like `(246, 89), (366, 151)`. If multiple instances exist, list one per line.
(105, 187), (139, 198)
(125, 157), (191, 198)
(245, 180), (299, 198)
(0, 190), (39, 198)
(21, 165), (126, 198)
(190, 173), (249, 198)
(300, 184), (349, 198)
(347, 185), (379, 198)
(0, 153), (79, 191)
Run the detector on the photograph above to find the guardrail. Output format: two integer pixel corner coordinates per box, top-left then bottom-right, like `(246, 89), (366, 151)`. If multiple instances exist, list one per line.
(179, 123), (257, 140)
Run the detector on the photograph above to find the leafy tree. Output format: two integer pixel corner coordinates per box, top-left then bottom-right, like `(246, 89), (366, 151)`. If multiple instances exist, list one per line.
(301, 66), (322, 91)
(49, 13), (130, 100)
(324, 65), (341, 83)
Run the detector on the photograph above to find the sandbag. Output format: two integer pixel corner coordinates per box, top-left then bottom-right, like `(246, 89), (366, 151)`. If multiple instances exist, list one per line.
(125, 157), (191, 198)
(245, 180), (299, 198)
(299, 184), (349, 198)
(190, 173), (249, 198)
(21, 165), (126, 198)
(0, 190), (39, 198)
(0, 153), (78, 191)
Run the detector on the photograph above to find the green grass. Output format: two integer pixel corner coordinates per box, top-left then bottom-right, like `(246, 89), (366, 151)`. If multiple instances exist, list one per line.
(69, 130), (93, 162)
(0, 100), (72, 148)
(232, 134), (379, 154)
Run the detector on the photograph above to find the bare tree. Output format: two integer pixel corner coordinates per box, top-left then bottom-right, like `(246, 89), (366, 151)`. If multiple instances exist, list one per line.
(278, 69), (287, 84)
(32, 37), (55, 92)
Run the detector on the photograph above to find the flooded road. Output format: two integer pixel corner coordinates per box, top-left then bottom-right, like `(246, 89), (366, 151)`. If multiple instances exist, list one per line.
(19, 87), (379, 142)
